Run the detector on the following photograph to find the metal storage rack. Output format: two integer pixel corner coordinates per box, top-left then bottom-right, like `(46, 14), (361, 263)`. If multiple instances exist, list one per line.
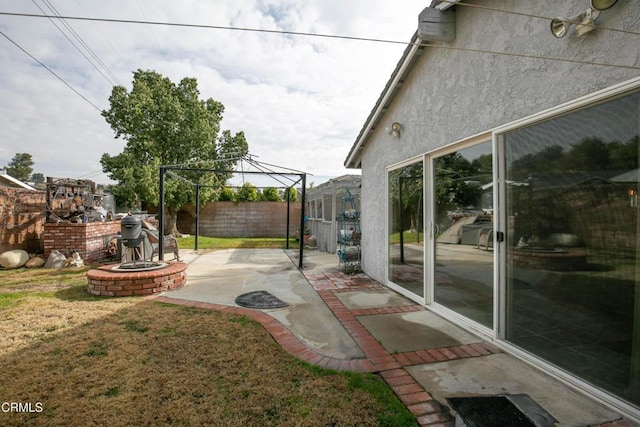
(336, 187), (361, 272)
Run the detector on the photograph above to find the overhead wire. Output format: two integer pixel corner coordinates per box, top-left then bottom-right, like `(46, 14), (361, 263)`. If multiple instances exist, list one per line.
(76, 170), (106, 179)
(0, 29), (102, 112)
(0, 4), (638, 132)
(44, 0), (123, 86)
(436, 0), (640, 37)
(0, 11), (638, 71)
(73, 0), (127, 66)
(32, 0), (122, 87)
(134, 0), (161, 50)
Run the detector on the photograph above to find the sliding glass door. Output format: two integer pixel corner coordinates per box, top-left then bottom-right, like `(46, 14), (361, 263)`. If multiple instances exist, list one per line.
(431, 141), (494, 328)
(503, 90), (640, 408)
(388, 161), (424, 298)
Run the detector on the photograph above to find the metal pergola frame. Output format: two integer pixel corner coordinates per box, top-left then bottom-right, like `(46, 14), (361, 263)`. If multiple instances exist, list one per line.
(157, 155), (307, 268)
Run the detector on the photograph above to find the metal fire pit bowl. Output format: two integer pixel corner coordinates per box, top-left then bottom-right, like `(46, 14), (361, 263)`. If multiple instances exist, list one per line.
(110, 261), (169, 272)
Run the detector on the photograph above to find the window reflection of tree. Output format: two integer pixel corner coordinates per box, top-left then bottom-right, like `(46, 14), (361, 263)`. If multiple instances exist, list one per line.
(507, 136), (639, 246)
(434, 151), (492, 235)
(389, 163), (423, 264)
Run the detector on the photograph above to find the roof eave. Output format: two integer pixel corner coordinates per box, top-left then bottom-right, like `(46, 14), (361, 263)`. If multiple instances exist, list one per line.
(344, 32), (424, 169)
(434, 0), (461, 11)
(0, 174), (38, 191)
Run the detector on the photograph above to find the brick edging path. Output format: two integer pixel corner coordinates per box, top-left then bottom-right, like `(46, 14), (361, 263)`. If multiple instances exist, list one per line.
(147, 270), (508, 427)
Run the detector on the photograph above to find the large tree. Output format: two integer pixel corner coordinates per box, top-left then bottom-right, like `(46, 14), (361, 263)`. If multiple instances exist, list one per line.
(101, 69), (248, 235)
(5, 153), (34, 182)
(31, 172), (45, 184)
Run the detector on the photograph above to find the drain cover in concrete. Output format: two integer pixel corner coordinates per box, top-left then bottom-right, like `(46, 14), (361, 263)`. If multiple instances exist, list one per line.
(446, 395), (543, 427)
(235, 291), (288, 309)
(407, 354), (619, 426)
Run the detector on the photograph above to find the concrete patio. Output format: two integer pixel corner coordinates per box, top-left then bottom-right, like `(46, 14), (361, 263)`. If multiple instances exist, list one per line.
(151, 248), (634, 427)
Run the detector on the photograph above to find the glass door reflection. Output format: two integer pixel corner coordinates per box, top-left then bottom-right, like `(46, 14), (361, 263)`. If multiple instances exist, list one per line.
(503, 91), (640, 407)
(388, 162), (424, 297)
(432, 142), (494, 328)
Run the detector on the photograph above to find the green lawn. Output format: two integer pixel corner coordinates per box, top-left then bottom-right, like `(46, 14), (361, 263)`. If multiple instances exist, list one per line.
(389, 231), (423, 245)
(178, 236), (299, 250)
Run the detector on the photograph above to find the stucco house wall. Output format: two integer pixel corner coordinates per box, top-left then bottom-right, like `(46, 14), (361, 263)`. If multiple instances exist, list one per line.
(355, 0), (640, 283)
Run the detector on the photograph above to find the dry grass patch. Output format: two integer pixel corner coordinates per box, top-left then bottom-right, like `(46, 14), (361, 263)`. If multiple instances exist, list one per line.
(0, 267), (139, 355)
(0, 267), (416, 426)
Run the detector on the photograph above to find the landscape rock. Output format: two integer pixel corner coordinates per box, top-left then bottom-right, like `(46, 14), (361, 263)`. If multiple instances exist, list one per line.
(44, 250), (68, 269)
(0, 249), (30, 269)
(25, 256), (46, 268)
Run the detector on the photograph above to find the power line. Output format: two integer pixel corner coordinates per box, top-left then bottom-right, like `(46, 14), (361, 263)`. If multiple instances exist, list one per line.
(437, 0), (640, 37)
(0, 29), (102, 112)
(0, 11), (638, 71)
(0, 12), (409, 45)
(45, 0), (123, 86)
(73, 0), (127, 66)
(30, 0), (120, 87)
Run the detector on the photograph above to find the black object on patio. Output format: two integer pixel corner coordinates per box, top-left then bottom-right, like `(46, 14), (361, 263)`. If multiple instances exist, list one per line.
(235, 291), (289, 309)
(446, 394), (557, 427)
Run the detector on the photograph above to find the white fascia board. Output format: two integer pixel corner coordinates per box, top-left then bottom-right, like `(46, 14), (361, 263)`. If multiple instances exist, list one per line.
(0, 174), (37, 191)
(345, 38), (423, 169)
(435, 0), (461, 11)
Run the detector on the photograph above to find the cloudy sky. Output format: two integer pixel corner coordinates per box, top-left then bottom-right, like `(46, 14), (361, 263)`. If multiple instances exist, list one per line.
(0, 0), (426, 186)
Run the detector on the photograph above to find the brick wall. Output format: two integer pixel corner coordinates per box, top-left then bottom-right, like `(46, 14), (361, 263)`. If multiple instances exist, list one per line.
(177, 202), (302, 237)
(44, 221), (121, 263)
(0, 187), (46, 253)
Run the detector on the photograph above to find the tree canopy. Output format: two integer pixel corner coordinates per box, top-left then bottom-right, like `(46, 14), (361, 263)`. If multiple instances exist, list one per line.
(261, 187), (280, 201)
(509, 137), (639, 180)
(101, 69), (248, 234)
(5, 153), (34, 182)
(31, 173), (45, 184)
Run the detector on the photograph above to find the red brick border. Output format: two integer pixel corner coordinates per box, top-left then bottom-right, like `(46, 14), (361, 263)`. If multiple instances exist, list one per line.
(148, 269), (461, 426)
(86, 262), (187, 297)
(145, 267), (635, 427)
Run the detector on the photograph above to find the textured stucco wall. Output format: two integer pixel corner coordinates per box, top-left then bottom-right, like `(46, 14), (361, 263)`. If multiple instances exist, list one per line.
(357, 0), (640, 283)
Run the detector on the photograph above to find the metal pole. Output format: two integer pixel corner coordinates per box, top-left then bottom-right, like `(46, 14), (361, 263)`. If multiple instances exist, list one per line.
(195, 183), (200, 251)
(158, 166), (165, 261)
(285, 187), (291, 249)
(399, 176), (405, 264)
(298, 174), (306, 269)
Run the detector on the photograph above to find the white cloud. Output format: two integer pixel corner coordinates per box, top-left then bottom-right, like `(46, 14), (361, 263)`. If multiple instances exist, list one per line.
(0, 0), (425, 183)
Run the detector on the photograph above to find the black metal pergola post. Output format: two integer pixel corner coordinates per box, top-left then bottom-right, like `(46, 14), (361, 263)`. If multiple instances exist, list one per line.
(157, 156), (308, 269)
(298, 174), (306, 269)
(194, 183), (200, 251)
(285, 187), (291, 249)
(158, 166), (166, 261)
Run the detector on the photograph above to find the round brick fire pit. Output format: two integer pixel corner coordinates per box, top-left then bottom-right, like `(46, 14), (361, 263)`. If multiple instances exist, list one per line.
(86, 261), (187, 297)
(510, 248), (587, 271)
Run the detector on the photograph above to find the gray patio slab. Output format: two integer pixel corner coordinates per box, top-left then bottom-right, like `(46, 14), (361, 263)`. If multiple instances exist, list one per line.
(165, 248), (364, 360)
(406, 353), (621, 427)
(162, 248), (632, 426)
(336, 289), (416, 310)
(357, 310), (483, 353)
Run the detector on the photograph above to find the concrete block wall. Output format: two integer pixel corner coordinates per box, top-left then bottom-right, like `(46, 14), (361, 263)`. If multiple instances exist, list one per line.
(181, 202), (302, 238)
(44, 221), (121, 263)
